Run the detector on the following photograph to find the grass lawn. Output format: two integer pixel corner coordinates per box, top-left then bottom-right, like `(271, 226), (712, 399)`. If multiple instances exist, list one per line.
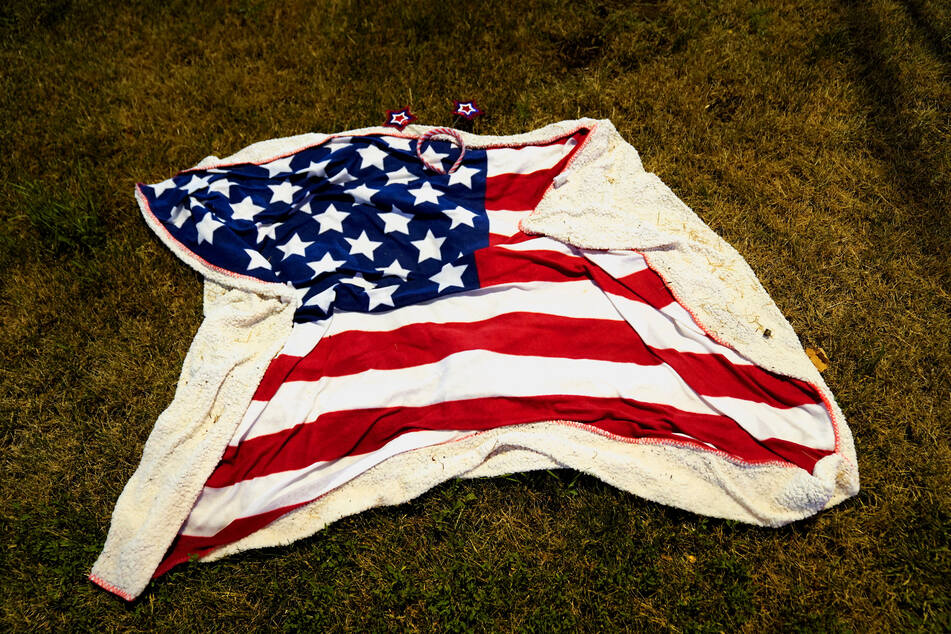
(1, 0), (949, 630)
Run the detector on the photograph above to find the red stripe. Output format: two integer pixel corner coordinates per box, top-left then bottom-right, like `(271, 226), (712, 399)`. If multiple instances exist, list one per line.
(488, 230), (536, 246)
(269, 313), (661, 388)
(657, 348), (821, 409)
(487, 218), (529, 245)
(204, 393), (829, 489)
(256, 309), (819, 409)
(253, 245), (676, 400)
(253, 245), (819, 407)
(484, 131), (586, 211)
(157, 407), (829, 579)
(154, 501), (308, 579)
(252, 353), (304, 401)
(474, 244), (676, 307)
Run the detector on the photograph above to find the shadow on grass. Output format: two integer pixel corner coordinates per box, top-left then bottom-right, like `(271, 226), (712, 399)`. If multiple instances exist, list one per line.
(840, 0), (950, 270)
(897, 0), (951, 69)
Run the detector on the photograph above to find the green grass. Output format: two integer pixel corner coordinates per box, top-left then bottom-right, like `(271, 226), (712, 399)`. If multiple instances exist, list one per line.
(1, 0), (949, 630)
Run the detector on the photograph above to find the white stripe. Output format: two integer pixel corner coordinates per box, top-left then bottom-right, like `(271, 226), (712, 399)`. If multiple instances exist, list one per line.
(239, 349), (833, 450)
(234, 273), (752, 444)
(188, 399), (832, 538)
(181, 429), (475, 537)
(607, 292), (752, 366)
(252, 352), (721, 438)
(487, 209), (525, 236)
(495, 236), (580, 255)
(324, 279), (616, 337)
(322, 279), (731, 361)
(486, 137), (578, 176)
(280, 318), (332, 357)
(582, 249), (653, 280)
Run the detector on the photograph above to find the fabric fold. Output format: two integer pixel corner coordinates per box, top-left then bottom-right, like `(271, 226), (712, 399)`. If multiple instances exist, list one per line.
(91, 118), (859, 601)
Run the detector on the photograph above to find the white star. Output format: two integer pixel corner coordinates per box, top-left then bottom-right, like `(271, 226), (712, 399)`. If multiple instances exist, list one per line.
(341, 273), (375, 290)
(407, 181), (443, 206)
(383, 137), (414, 152)
(304, 159), (331, 178)
(410, 229), (445, 263)
(230, 196), (264, 221)
(314, 203), (349, 233)
(308, 252), (345, 277)
(277, 233), (313, 260)
(149, 179), (177, 198)
(325, 137), (351, 153)
(268, 181), (298, 204)
(305, 285), (337, 312)
(168, 204), (191, 229)
(256, 222), (278, 243)
(379, 207), (412, 234)
(183, 174), (211, 193)
(448, 164), (479, 188)
(347, 183), (379, 204)
(328, 169), (357, 185)
(430, 262), (468, 292)
(420, 145), (450, 168)
(195, 213), (223, 245)
(245, 249), (272, 271)
(345, 230), (382, 260)
(385, 166), (419, 186)
(378, 258), (411, 280)
(365, 284), (398, 310)
(357, 145), (389, 170)
(443, 205), (476, 229)
(263, 155), (295, 177)
(208, 178), (234, 197)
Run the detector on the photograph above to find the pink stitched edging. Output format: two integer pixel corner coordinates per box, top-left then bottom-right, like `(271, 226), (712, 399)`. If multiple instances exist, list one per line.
(169, 123), (597, 177)
(635, 249), (848, 462)
(191, 430), (486, 565)
(89, 573), (136, 602)
(193, 421), (787, 569)
(141, 123), (596, 290)
(136, 185), (293, 295)
(516, 122), (599, 237)
(502, 120), (848, 473)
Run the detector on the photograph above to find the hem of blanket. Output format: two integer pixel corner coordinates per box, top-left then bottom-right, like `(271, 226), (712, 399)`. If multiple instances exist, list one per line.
(95, 118), (859, 600)
(135, 186), (297, 301)
(89, 573), (136, 602)
(92, 119), (609, 602)
(180, 119), (605, 171)
(135, 120), (601, 299)
(200, 418), (849, 568)
(636, 248), (854, 470)
(89, 281), (298, 602)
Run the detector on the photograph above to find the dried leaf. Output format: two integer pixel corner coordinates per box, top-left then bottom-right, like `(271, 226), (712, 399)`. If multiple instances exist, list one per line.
(806, 347), (830, 372)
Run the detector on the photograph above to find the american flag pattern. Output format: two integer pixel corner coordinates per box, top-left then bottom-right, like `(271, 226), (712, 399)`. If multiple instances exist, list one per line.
(136, 127), (836, 578)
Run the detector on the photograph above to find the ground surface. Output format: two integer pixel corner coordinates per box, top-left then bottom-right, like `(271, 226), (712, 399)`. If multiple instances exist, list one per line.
(1, 0), (949, 631)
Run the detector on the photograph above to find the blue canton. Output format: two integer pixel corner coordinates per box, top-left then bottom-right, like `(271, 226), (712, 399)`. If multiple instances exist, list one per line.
(139, 135), (489, 323)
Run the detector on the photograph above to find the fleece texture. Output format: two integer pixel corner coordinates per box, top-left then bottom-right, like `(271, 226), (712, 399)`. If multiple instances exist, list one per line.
(90, 119), (859, 601)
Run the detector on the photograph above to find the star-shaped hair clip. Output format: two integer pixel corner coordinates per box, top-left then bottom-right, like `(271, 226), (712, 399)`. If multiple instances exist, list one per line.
(383, 107), (417, 131)
(452, 100), (483, 120)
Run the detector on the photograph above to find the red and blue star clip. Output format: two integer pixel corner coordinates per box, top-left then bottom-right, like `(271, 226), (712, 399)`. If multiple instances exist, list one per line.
(383, 107), (417, 131)
(452, 100), (483, 120)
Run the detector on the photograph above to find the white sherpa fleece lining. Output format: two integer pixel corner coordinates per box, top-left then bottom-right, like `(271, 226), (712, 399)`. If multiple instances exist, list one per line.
(90, 118), (859, 601)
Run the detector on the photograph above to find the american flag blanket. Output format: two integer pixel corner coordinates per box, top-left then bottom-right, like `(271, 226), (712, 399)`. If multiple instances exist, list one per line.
(90, 119), (859, 600)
